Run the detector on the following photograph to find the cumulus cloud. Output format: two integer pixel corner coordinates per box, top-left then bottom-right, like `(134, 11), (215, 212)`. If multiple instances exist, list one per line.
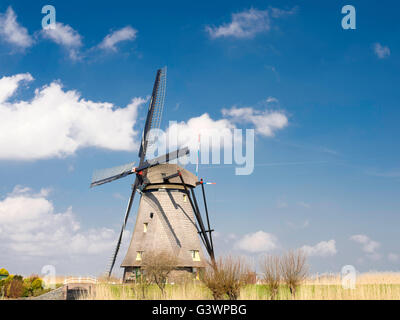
(222, 106), (288, 136)
(0, 6), (33, 49)
(351, 234), (381, 260)
(99, 26), (137, 51)
(0, 186), (116, 257)
(145, 104), (287, 169)
(0, 73), (33, 103)
(0, 73), (287, 161)
(373, 43), (390, 59)
(41, 22), (83, 60)
(0, 73), (145, 160)
(165, 113), (235, 151)
(235, 231), (278, 253)
(153, 104), (287, 167)
(206, 7), (295, 39)
(350, 234), (380, 253)
(301, 240), (337, 257)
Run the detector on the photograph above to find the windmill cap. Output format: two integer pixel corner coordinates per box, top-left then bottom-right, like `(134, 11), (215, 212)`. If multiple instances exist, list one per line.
(145, 164), (198, 188)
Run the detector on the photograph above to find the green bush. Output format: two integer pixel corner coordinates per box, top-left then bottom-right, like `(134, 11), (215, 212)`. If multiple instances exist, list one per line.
(0, 268), (9, 276)
(23, 275), (44, 297)
(0, 273), (47, 298)
(1, 275), (14, 295)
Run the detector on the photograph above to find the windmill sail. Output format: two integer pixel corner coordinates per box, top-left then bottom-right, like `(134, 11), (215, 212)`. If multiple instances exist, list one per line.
(106, 67), (168, 277)
(138, 67), (167, 162)
(149, 67), (166, 134)
(107, 179), (139, 277)
(91, 162), (135, 187)
(137, 147), (189, 171)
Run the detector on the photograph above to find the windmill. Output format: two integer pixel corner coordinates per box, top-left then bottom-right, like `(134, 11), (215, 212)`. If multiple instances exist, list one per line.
(90, 67), (215, 281)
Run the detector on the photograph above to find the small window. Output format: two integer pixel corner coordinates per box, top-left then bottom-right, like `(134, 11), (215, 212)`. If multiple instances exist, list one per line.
(150, 212), (154, 219)
(183, 194), (188, 203)
(191, 250), (200, 261)
(143, 223), (148, 233)
(136, 251), (143, 261)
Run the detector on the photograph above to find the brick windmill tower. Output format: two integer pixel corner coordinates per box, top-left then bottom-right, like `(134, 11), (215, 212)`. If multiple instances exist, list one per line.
(90, 67), (215, 281)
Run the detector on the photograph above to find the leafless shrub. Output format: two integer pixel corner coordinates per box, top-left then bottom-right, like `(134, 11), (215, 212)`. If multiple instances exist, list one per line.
(201, 256), (251, 300)
(260, 255), (281, 300)
(201, 263), (225, 300)
(7, 277), (24, 298)
(135, 273), (151, 299)
(242, 270), (257, 285)
(142, 251), (178, 296)
(280, 249), (308, 299)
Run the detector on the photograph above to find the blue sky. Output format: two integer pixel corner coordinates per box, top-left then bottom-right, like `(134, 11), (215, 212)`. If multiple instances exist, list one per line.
(0, 0), (399, 277)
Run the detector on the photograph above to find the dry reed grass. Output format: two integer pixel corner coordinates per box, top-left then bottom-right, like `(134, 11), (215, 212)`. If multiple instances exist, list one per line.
(80, 273), (400, 300)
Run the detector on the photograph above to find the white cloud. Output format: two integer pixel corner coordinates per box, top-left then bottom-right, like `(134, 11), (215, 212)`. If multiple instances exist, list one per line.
(373, 43), (390, 59)
(41, 22), (83, 60)
(227, 233), (238, 240)
(363, 241), (380, 254)
(235, 231), (278, 253)
(153, 104), (287, 164)
(206, 7), (295, 39)
(266, 96), (279, 104)
(0, 75), (287, 161)
(222, 106), (288, 136)
(0, 7), (33, 49)
(350, 234), (380, 254)
(301, 240), (337, 257)
(388, 253), (399, 262)
(0, 73), (145, 160)
(0, 186), (116, 257)
(165, 113), (235, 152)
(350, 234), (369, 244)
(99, 26), (137, 52)
(350, 234), (381, 260)
(0, 73), (33, 103)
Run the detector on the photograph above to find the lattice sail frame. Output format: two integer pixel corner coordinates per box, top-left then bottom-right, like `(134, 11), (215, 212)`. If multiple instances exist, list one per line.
(145, 67), (167, 151)
(91, 162), (135, 187)
(150, 66), (167, 132)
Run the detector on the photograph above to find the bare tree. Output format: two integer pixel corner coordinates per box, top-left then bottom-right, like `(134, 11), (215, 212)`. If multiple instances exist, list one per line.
(135, 273), (151, 299)
(260, 255), (281, 300)
(201, 262), (225, 300)
(141, 251), (178, 296)
(280, 249), (308, 299)
(201, 256), (251, 300)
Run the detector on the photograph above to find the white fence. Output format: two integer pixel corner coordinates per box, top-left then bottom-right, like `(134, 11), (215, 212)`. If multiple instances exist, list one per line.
(63, 276), (98, 285)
